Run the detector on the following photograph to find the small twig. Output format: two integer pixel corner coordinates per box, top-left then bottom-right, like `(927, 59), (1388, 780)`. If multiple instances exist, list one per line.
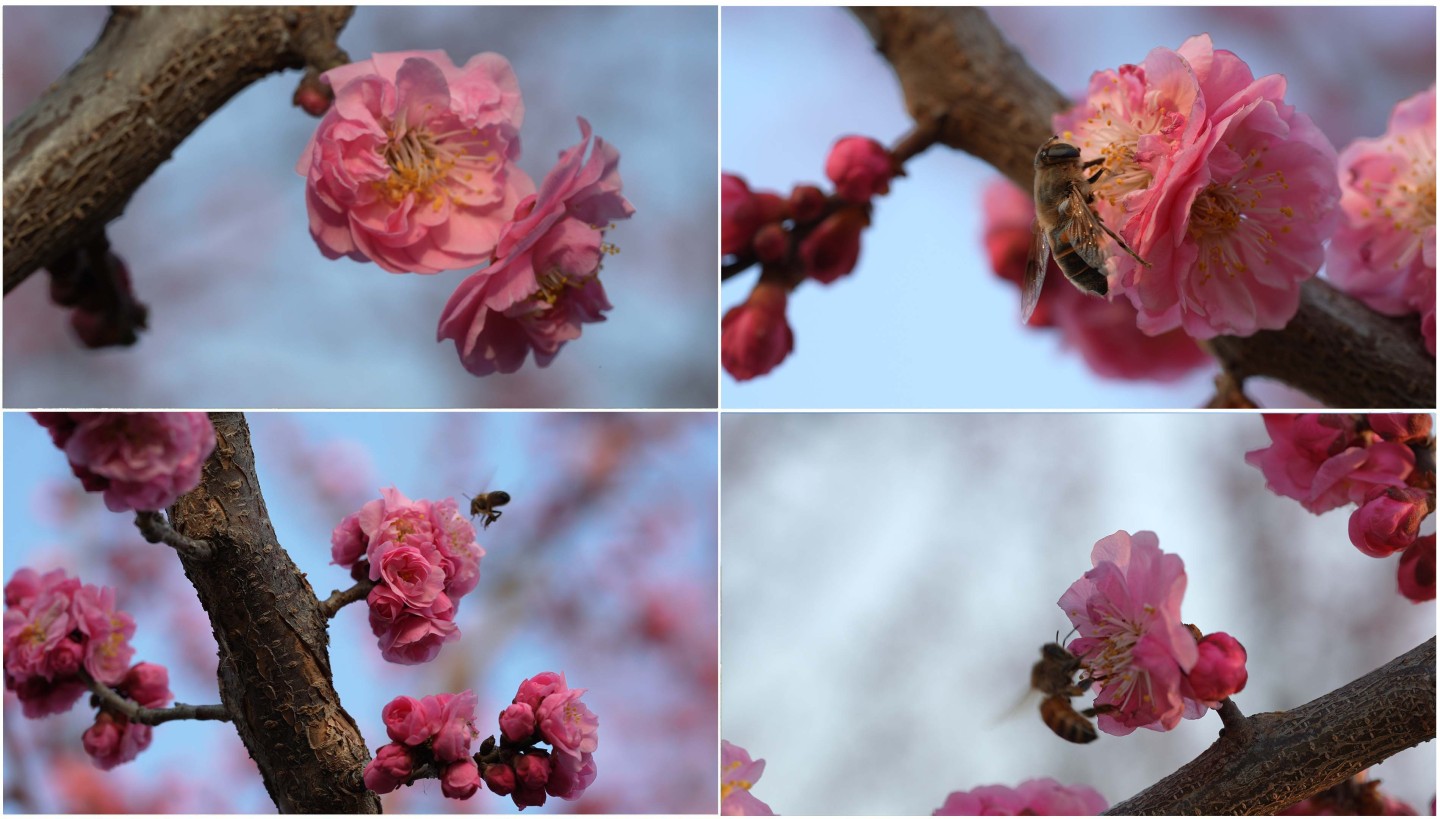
(1216, 698), (1252, 744)
(318, 577), (375, 619)
(134, 510), (212, 560)
(82, 670), (231, 726)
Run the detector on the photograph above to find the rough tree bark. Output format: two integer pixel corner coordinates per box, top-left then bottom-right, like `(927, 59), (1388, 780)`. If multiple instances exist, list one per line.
(168, 413), (380, 813)
(848, 7), (1434, 409)
(3, 6), (353, 294)
(1106, 637), (1436, 815)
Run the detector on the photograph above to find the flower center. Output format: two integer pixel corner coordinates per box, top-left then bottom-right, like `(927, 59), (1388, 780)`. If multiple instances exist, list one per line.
(1187, 184), (1243, 241)
(377, 127), (458, 204)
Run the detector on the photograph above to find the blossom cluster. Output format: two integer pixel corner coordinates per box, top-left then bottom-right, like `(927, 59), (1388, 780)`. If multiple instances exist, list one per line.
(4, 568), (173, 769)
(1054, 34), (1340, 339)
(297, 50), (633, 376)
(364, 690), (484, 799)
(1059, 531), (1248, 736)
(721, 740), (773, 815)
(721, 136), (894, 381)
(933, 778), (1108, 816)
(1246, 414), (1435, 602)
(1327, 87), (1436, 356)
(331, 487), (485, 664)
(31, 413), (215, 513)
(364, 674), (598, 810)
(981, 178), (1211, 381)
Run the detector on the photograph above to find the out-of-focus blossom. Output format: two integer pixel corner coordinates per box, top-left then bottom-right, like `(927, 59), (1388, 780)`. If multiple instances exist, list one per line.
(825, 135), (894, 204)
(483, 762), (517, 795)
(1058, 530), (1200, 735)
(437, 117), (634, 377)
(514, 751), (552, 790)
(721, 740), (774, 815)
(1245, 414), (1413, 514)
(82, 711), (153, 771)
(1056, 34), (1339, 339)
(1368, 413), (1433, 444)
(296, 50), (530, 274)
(121, 662), (172, 709)
(1397, 534), (1436, 602)
(363, 742), (415, 794)
(981, 179), (1210, 379)
(1326, 86), (1436, 356)
(723, 175), (789, 256)
(1280, 773), (1419, 815)
(547, 750), (597, 800)
(721, 281), (794, 382)
(934, 778), (1108, 815)
(1185, 632), (1249, 703)
(330, 512), (366, 567)
(799, 207), (865, 284)
(1349, 487), (1429, 557)
(441, 759), (482, 800)
(31, 412), (215, 513)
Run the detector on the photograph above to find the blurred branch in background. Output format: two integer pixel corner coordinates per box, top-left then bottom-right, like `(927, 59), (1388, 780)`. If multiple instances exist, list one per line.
(3, 6), (352, 294)
(848, 7), (1434, 409)
(1108, 637), (1435, 815)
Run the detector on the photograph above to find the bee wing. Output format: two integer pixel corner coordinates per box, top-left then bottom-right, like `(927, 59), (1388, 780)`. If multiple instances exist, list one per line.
(1020, 222), (1049, 324)
(1059, 187), (1109, 272)
(994, 686), (1042, 726)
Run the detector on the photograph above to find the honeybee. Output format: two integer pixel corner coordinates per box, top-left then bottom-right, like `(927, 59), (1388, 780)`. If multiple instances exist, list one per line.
(1022, 136), (1151, 324)
(1030, 641), (1107, 744)
(466, 490), (511, 529)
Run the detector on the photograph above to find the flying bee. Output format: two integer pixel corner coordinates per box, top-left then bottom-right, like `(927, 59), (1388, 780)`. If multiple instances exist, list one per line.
(1030, 641), (1109, 744)
(1022, 136), (1152, 324)
(466, 490), (511, 529)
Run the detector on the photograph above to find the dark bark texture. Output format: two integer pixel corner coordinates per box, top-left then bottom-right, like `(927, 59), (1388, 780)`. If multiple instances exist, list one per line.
(849, 7), (1435, 409)
(1105, 638), (1435, 815)
(3, 6), (353, 294)
(169, 413), (379, 813)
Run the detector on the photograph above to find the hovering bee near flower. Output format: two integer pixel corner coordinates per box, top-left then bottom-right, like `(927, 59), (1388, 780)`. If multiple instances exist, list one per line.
(1030, 640), (1110, 744)
(1023, 136), (1151, 324)
(466, 490), (511, 529)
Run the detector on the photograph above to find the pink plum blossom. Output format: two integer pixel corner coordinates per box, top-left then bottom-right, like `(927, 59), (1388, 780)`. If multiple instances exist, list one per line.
(514, 751), (552, 790)
(363, 742), (415, 794)
(372, 593), (458, 665)
(431, 689), (480, 762)
(296, 50), (531, 274)
(1397, 535), (1435, 603)
(82, 711), (152, 771)
(1055, 34), (1339, 339)
(440, 759), (482, 800)
(1185, 632), (1249, 703)
(1349, 487), (1429, 557)
(500, 702), (537, 742)
(437, 117), (634, 376)
(1058, 530), (1200, 735)
(377, 546), (446, 608)
(722, 281), (794, 382)
(1245, 414), (1414, 514)
(934, 778), (1109, 816)
(826, 135), (894, 203)
(546, 750), (596, 800)
(536, 686), (599, 760)
(382, 695), (441, 746)
(513, 671), (568, 710)
(721, 740), (774, 816)
(31, 412), (215, 512)
(1326, 86), (1436, 355)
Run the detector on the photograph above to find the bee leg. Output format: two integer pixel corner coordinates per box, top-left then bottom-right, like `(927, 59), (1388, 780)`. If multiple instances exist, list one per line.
(1080, 704), (1116, 718)
(1096, 219), (1152, 268)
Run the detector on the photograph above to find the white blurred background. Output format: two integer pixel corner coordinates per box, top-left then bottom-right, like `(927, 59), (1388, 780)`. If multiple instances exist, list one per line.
(722, 413), (1435, 814)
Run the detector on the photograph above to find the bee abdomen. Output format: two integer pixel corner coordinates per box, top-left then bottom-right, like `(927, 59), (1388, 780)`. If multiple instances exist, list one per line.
(1040, 695), (1099, 744)
(1050, 236), (1109, 297)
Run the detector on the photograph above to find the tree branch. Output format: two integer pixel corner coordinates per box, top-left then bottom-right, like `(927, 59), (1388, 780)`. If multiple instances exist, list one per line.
(134, 510), (212, 560)
(1104, 637), (1435, 815)
(168, 412), (378, 813)
(81, 669), (230, 726)
(318, 577), (375, 619)
(848, 7), (1434, 409)
(3, 6), (354, 295)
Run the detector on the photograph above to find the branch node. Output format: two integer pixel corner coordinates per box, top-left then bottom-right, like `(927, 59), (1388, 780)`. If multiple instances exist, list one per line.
(81, 670), (231, 726)
(134, 511), (213, 560)
(318, 577), (375, 619)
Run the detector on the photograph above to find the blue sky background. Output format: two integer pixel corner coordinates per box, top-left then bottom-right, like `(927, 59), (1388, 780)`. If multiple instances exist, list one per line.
(723, 413), (1436, 814)
(3, 7), (718, 409)
(721, 7), (1435, 408)
(3, 412), (718, 813)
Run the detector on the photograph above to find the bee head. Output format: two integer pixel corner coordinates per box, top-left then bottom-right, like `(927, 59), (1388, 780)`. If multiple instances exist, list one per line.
(1035, 137), (1082, 167)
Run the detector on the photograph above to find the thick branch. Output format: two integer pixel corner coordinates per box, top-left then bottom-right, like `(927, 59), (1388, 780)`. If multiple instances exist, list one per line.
(3, 7), (354, 294)
(1104, 637), (1435, 815)
(168, 413), (378, 813)
(81, 670), (230, 726)
(849, 7), (1434, 408)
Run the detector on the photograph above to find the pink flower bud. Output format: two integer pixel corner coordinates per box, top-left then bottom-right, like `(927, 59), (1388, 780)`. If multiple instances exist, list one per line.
(825, 136), (894, 203)
(1398, 535), (1436, 603)
(500, 702), (537, 742)
(81, 711), (153, 770)
(514, 751), (552, 790)
(722, 175), (790, 256)
(513, 671), (567, 710)
(362, 743), (414, 795)
(721, 281), (794, 382)
(483, 762), (517, 796)
(1349, 487), (1430, 557)
(120, 662), (172, 709)
(330, 513), (365, 568)
(789, 184), (826, 223)
(440, 759), (482, 800)
(752, 224), (790, 264)
(511, 784), (548, 810)
(1186, 632), (1249, 702)
(293, 73), (332, 116)
(799, 208), (866, 284)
